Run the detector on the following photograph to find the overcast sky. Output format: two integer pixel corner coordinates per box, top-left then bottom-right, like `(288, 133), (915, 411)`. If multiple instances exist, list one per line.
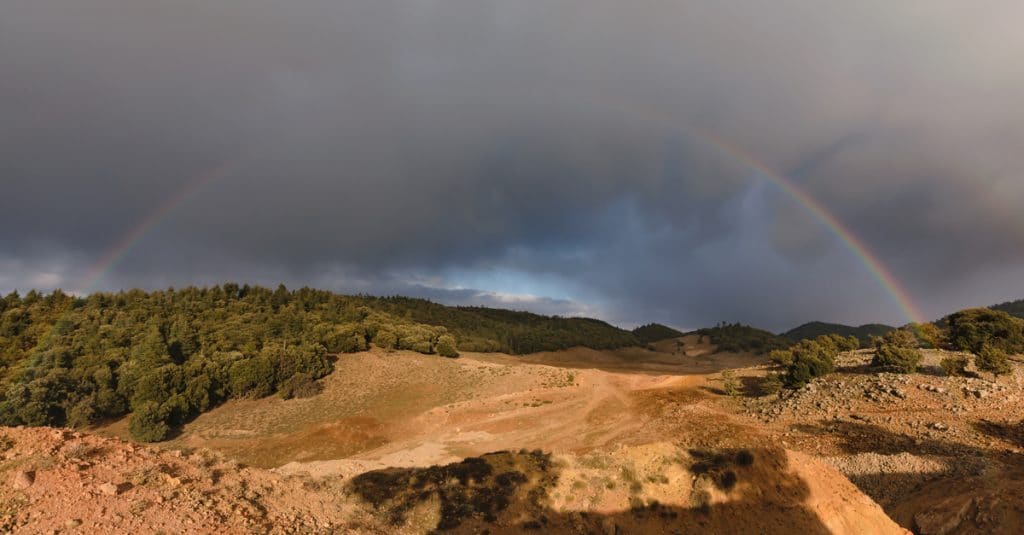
(2, 1), (1023, 331)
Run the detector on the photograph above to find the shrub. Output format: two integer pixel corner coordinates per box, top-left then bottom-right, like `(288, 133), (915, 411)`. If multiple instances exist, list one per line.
(228, 357), (276, 398)
(947, 308), (1024, 354)
(720, 371), (741, 397)
(66, 397), (97, 429)
(976, 345), (1012, 377)
(278, 372), (322, 399)
(872, 329), (922, 373)
(128, 401), (170, 443)
(912, 323), (947, 349)
(939, 355), (969, 377)
(321, 323), (366, 353)
(781, 339), (837, 388)
(436, 335), (459, 358)
(373, 329), (398, 350)
(769, 349), (793, 367)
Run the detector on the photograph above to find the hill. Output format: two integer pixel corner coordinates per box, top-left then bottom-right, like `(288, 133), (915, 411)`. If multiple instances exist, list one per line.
(991, 298), (1024, 319)
(783, 322), (895, 345)
(354, 295), (638, 353)
(0, 285), (638, 443)
(631, 323), (685, 344)
(693, 323), (791, 354)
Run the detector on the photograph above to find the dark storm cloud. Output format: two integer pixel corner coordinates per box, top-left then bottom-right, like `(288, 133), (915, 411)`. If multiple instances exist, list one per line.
(2, 1), (1024, 330)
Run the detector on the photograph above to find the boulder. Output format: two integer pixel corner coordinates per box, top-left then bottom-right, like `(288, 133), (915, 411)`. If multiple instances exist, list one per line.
(12, 470), (35, 490)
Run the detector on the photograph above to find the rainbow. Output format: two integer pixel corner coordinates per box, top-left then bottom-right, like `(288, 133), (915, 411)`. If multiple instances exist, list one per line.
(75, 158), (244, 294)
(583, 95), (926, 324)
(66, 106), (926, 326)
(693, 130), (927, 325)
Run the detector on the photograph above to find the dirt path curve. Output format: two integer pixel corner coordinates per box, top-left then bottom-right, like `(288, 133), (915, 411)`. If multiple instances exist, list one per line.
(277, 355), (736, 480)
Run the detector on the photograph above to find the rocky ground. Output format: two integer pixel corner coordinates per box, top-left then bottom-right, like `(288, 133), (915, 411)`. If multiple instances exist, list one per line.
(0, 426), (904, 534)
(731, 349), (1024, 533)
(4, 342), (1023, 533)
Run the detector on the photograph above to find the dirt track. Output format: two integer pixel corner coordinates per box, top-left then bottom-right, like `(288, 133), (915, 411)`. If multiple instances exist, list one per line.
(100, 337), (761, 473)
(79, 339), (1024, 533)
(5, 339), (927, 533)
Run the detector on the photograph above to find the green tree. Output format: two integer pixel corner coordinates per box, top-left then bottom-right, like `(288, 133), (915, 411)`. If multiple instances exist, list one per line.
(128, 401), (170, 442)
(872, 329), (923, 373)
(228, 357), (276, 398)
(976, 345), (1012, 377)
(947, 308), (1024, 354)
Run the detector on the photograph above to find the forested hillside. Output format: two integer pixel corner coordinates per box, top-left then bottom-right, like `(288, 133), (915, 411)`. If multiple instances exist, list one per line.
(632, 323), (685, 344)
(0, 285), (638, 441)
(783, 322), (894, 346)
(351, 296), (638, 353)
(693, 322), (791, 354)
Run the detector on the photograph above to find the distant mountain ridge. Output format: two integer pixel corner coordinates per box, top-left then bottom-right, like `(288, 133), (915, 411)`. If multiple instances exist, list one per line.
(782, 321), (895, 345)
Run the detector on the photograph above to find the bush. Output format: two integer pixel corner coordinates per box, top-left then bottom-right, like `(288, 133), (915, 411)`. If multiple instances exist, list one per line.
(769, 349), (793, 367)
(228, 357), (276, 398)
(720, 371), (741, 397)
(436, 335), (459, 358)
(947, 308), (1024, 354)
(373, 329), (398, 350)
(781, 340), (836, 389)
(939, 355), (970, 377)
(66, 397), (97, 429)
(278, 372), (322, 399)
(321, 324), (367, 353)
(976, 345), (1012, 377)
(128, 401), (170, 442)
(872, 329), (922, 373)
(912, 323), (947, 349)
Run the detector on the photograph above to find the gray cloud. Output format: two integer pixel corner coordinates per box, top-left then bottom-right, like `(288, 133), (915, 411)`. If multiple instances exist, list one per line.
(2, 1), (1023, 331)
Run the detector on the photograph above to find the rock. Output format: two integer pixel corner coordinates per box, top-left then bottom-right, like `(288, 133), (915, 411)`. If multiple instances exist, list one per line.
(161, 473), (182, 487)
(12, 470), (35, 490)
(64, 519), (82, 529)
(929, 422), (949, 431)
(914, 495), (973, 535)
(890, 388), (907, 399)
(99, 482), (121, 496)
